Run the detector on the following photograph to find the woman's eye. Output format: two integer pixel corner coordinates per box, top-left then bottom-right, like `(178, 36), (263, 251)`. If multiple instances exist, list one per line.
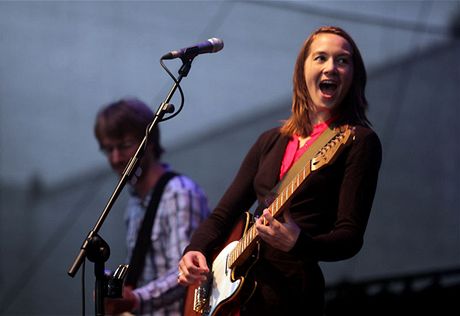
(314, 55), (326, 62)
(337, 57), (349, 64)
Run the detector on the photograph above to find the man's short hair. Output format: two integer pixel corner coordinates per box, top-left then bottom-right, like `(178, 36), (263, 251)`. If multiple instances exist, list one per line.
(94, 98), (164, 159)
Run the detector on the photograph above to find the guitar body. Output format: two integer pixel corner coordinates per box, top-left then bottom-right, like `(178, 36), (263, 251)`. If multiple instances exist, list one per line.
(183, 212), (257, 316)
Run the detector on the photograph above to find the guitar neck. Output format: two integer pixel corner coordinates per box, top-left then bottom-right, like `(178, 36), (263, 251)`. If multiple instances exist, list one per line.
(227, 126), (352, 270)
(227, 163), (313, 269)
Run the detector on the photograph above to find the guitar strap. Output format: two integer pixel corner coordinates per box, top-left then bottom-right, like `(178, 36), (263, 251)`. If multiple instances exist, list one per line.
(255, 125), (342, 215)
(125, 171), (178, 287)
(273, 124), (343, 195)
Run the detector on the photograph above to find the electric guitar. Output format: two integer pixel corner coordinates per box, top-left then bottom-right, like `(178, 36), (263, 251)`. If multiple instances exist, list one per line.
(184, 125), (354, 316)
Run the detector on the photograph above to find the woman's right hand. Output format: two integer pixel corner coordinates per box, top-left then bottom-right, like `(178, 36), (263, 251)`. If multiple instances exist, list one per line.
(177, 251), (210, 286)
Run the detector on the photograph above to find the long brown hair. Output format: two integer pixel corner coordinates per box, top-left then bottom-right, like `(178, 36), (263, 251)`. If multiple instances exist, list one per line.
(280, 26), (370, 137)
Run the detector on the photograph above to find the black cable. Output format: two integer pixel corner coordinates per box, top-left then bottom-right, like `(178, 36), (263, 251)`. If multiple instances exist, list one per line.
(157, 58), (185, 122)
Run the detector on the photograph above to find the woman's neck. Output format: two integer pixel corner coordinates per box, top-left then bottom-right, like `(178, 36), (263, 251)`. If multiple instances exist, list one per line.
(310, 110), (331, 125)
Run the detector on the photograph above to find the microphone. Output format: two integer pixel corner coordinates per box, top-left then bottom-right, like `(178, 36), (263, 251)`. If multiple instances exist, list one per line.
(161, 38), (224, 60)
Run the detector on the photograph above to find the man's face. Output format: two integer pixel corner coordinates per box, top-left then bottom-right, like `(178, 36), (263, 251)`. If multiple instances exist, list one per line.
(98, 134), (140, 175)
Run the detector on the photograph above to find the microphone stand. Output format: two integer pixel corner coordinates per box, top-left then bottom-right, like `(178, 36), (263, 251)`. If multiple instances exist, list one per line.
(67, 56), (195, 316)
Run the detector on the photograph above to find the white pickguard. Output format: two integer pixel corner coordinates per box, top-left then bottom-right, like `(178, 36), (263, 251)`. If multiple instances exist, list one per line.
(206, 241), (242, 316)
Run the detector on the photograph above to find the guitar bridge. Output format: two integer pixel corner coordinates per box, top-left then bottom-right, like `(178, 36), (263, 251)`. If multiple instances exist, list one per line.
(193, 283), (211, 315)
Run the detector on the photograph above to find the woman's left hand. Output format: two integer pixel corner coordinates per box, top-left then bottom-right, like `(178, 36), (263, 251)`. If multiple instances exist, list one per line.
(255, 208), (301, 252)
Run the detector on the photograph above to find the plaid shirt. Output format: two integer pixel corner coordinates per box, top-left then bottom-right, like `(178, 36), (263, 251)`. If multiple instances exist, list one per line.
(125, 173), (210, 316)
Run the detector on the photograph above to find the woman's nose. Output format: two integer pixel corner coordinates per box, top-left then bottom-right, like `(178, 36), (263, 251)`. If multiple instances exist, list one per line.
(323, 58), (337, 74)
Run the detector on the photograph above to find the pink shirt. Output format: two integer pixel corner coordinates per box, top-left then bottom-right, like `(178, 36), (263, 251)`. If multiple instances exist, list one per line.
(279, 118), (336, 180)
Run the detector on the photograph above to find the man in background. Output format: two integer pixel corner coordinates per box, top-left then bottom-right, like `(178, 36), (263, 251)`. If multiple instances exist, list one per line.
(94, 98), (210, 315)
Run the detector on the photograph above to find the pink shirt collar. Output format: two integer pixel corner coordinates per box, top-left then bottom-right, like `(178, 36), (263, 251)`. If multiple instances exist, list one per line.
(279, 117), (337, 180)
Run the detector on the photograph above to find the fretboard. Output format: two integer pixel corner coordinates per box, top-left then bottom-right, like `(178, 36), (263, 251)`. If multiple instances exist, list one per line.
(227, 161), (313, 269)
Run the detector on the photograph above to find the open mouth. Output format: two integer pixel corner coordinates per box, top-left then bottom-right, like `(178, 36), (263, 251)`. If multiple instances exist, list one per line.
(319, 80), (338, 96)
